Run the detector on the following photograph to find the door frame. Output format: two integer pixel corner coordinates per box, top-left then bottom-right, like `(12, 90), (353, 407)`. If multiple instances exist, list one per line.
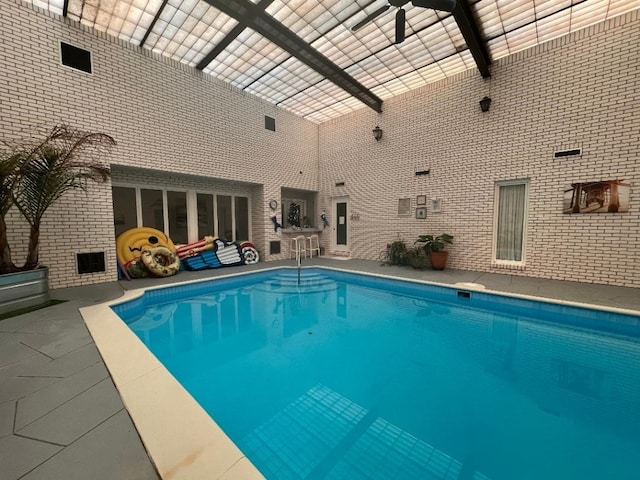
(331, 196), (349, 254)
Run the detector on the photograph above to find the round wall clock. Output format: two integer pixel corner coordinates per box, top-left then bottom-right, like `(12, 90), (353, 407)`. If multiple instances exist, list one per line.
(269, 200), (278, 210)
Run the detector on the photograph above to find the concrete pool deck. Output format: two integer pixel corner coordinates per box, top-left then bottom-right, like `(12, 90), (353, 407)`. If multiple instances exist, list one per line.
(1, 258), (639, 479)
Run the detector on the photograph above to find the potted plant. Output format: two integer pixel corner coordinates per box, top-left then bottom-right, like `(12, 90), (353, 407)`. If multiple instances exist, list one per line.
(415, 233), (454, 270)
(407, 246), (430, 269)
(0, 125), (115, 313)
(388, 239), (409, 266)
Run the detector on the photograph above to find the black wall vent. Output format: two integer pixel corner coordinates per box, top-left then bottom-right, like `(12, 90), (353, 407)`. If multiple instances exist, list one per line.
(554, 148), (582, 158)
(77, 252), (106, 274)
(457, 291), (471, 299)
(415, 170), (430, 176)
(265, 116), (276, 131)
(335, 181), (345, 187)
(60, 42), (92, 73)
(270, 241), (281, 254)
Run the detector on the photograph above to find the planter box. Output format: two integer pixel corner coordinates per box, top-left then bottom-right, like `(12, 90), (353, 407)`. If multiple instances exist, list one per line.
(0, 268), (50, 315)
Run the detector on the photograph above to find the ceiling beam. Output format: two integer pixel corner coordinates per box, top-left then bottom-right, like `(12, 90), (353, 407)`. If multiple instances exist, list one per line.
(197, 0), (275, 71)
(62, 0), (69, 16)
(203, 0), (383, 113)
(140, 0), (170, 48)
(452, 0), (491, 78)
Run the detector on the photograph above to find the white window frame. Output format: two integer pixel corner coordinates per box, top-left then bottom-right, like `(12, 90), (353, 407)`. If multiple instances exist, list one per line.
(112, 182), (251, 244)
(492, 179), (530, 266)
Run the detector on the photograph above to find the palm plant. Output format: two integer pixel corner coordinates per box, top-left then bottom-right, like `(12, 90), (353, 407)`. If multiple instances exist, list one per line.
(0, 153), (21, 273)
(0, 125), (115, 273)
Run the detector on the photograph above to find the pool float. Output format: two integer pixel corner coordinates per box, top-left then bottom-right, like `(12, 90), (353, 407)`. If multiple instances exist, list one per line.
(175, 236), (216, 259)
(240, 241), (259, 264)
(183, 238), (245, 271)
(141, 247), (180, 277)
(116, 227), (177, 278)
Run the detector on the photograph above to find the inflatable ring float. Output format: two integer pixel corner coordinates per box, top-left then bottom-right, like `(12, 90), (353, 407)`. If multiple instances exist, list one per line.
(116, 227), (177, 265)
(141, 247), (181, 277)
(240, 241), (259, 265)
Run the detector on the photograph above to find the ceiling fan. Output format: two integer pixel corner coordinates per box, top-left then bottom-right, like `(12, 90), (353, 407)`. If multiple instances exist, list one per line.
(351, 0), (456, 45)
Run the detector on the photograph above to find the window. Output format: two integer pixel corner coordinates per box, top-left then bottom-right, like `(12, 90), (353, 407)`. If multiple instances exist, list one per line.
(494, 180), (529, 264)
(282, 199), (306, 228)
(112, 185), (250, 243)
(235, 196), (249, 240)
(197, 193), (215, 238)
(112, 186), (137, 237)
(140, 189), (164, 231)
(217, 195), (233, 240)
(167, 191), (188, 244)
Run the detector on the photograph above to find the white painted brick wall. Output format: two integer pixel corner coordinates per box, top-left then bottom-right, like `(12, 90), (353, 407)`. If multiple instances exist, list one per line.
(318, 10), (640, 288)
(1, 0), (318, 287)
(2, 0), (638, 289)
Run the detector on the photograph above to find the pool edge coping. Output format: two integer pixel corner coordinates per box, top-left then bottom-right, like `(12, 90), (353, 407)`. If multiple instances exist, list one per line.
(80, 265), (640, 480)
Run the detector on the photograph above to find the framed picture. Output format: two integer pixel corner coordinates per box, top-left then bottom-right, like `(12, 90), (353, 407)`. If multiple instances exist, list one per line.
(398, 198), (411, 216)
(431, 198), (442, 213)
(562, 180), (630, 214)
(415, 207), (426, 219)
(416, 195), (426, 205)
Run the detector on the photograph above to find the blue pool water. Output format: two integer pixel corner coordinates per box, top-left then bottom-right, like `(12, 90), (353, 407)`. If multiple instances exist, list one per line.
(115, 268), (640, 480)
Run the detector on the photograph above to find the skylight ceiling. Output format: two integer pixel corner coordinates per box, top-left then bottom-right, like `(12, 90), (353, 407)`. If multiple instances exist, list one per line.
(30, 0), (640, 123)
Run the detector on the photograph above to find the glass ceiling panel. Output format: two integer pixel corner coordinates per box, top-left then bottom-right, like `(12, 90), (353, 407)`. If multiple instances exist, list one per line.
(570, 0), (610, 30)
(535, 9), (571, 43)
(64, 0), (162, 44)
(32, 0), (65, 15)
(475, 0), (640, 65)
(246, 57), (324, 104)
(144, 0), (238, 64)
(22, 0), (640, 122)
(203, 29), (290, 87)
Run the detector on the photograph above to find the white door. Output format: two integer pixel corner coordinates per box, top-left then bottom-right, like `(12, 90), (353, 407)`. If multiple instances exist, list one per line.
(331, 197), (349, 254)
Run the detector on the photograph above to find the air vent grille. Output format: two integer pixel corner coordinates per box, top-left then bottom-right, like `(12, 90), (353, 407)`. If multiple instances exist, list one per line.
(60, 42), (92, 73)
(77, 252), (105, 274)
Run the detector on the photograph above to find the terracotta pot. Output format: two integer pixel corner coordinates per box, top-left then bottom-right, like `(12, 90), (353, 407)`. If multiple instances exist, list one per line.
(429, 251), (449, 270)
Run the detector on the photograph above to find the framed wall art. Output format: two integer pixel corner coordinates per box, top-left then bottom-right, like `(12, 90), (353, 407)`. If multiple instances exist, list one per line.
(415, 207), (426, 219)
(398, 198), (411, 216)
(563, 180), (630, 214)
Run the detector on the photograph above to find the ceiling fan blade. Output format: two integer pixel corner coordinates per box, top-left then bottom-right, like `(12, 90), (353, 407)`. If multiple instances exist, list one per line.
(352, 4), (391, 32)
(411, 0), (456, 12)
(395, 8), (406, 44)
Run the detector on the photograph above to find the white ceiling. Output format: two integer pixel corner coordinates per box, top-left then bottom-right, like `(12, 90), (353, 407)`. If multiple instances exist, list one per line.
(31, 0), (640, 123)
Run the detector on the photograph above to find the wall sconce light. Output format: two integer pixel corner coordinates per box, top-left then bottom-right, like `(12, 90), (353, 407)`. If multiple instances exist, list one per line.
(479, 96), (492, 113)
(372, 125), (383, 141)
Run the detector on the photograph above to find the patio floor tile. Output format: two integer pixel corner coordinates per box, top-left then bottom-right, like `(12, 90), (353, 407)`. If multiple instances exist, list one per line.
(0, 434), (61, 479)
(15, 362), (109, 430)
(15, 378), (124, 446)
(21, 410), (159, 480)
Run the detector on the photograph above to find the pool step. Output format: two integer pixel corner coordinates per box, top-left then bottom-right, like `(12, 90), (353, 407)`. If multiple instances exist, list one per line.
(254, 272), (338, 294)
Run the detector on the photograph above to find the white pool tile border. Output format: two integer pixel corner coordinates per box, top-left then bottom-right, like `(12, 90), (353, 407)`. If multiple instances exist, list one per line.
(80, 288), (267, 480)
(80, 266), (640, 479)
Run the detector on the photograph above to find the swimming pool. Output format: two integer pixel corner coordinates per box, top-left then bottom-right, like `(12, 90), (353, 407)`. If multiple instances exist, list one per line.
(112, 268), (640, 480)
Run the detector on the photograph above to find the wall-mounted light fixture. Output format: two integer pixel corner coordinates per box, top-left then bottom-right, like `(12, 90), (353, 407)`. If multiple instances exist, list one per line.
(372, 125), (383, 141)
(479, 96), (492, 112)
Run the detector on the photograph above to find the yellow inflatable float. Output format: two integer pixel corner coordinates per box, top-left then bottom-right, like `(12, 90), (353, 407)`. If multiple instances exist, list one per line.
(116, 227), (180, 278)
